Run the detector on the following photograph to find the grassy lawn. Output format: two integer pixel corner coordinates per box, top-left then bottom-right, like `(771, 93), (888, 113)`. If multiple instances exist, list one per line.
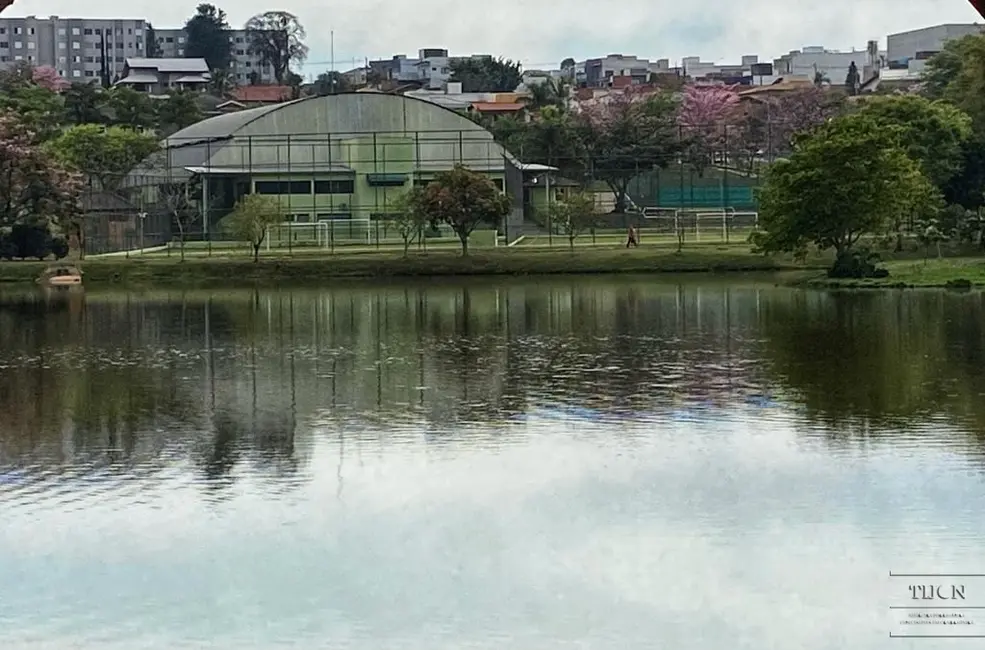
(0, 245), (817, 288)
(795, 257), (985, 289)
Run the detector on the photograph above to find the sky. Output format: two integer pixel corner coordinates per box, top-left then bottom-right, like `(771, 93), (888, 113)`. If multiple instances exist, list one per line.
(5, 0), (985, 78)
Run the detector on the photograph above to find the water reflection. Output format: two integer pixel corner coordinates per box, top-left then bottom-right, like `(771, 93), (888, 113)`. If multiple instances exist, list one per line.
(4, 281), (985, 476)
(3, 280), (985, 649)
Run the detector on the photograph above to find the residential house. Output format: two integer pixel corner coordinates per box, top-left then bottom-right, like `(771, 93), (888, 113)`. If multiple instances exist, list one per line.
(115, 57), (210, 93)
(215, 84), (293, 113)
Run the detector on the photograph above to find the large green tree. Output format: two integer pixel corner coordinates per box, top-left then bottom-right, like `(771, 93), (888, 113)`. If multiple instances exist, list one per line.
(0, 62), (66, 142)
(854, 95), (972, 187)
(922, 33), (985, 128)
(156, 90), (203, 136)
(245, 11), (308, 84)
(450, 57), (522, 92)
(47, 124), (159, 192)
(312, 71), (352, 95)
(63, 82), (108, 125)
(753, 114), (938, 274)
(221, 193), (285, 262)
(105, 86), (156, 130)
(183, 4), (233, 71)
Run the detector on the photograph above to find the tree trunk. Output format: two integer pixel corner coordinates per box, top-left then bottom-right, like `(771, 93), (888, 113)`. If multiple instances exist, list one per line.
(252, 243), (260, 263)
(458, 231), (469, 256)
(403, 236), (411, 257)
(176, 221), (186, 262)
(569, 234), (575, 251)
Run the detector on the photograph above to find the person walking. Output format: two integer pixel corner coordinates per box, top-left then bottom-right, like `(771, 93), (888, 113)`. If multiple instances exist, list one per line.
(626, 225), (639, 248)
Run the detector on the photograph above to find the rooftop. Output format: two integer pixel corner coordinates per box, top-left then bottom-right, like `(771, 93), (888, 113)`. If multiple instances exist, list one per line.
(125, 58), (210, 73)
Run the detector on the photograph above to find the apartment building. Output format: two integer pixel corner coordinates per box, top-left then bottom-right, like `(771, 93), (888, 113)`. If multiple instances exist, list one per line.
(583, 54), (672, 87)
(773, 45), (884, 84)
(0, 14), (148, 82)
(368, 49), (494, 90)
(153, 28), (274, 84)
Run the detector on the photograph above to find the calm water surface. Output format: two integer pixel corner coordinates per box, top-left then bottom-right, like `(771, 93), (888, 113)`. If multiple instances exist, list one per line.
(2, 276), (985, 649)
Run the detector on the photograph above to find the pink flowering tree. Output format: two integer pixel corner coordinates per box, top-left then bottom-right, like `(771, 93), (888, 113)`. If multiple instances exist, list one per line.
(31, 65), (68, 92)
(0, 112), (83, 239)
(736, 87), (846, 169)
(577, 87), (682, 213)
(676, 84), (741, 175)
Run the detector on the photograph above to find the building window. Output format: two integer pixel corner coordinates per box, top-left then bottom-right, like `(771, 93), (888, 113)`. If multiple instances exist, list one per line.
(72, 70), (80, 77)
(71, 27), (80, 35)
(255, 181), (312, 195)
(84, 28), (92, 35)
(13, 55), (21, 60)
(84, 70), (94, 77)
(58, 28), (66, 36)
(72, 55), (81, 63)
(127, 28), (132, 35)
(0, 42), (7, 48)
(13, 42), (21, 49)
(85, 56), (93, 63)
(27, 27), (34, 35)
(72, 42), (80, 49)
(95, 28), (101, 35)
(314, 180), (355, 194)
(177, 49), (183, 56)
(165, 37), (173, 43)
(58, 42), (65, 49)
(26, 55), (32, 62)
(135, 28), (142, 36)
(178, 36), (185, 43)
(13, 27), (21, 34)
(58, 56), (66, 63)
(0, 28), (6, 34)
(235, 49), (244, 55)
(116, 28), (123, 35)
(26, 42), (34, 49)
(290, 214), (311, 223)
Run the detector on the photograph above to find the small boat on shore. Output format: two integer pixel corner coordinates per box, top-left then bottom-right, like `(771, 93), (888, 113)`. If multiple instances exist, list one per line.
(36, 264), (83, 287)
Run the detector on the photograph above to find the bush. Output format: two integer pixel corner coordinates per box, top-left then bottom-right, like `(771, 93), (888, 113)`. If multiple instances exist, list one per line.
(828, 247), (890, 279)
(1, 224), (69, 260)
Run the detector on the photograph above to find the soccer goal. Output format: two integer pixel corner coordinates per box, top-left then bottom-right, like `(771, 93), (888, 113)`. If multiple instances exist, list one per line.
(265, 219), (372, 250)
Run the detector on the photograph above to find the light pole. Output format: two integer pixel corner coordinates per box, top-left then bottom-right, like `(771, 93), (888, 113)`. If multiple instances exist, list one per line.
(138, 211), (147, 253)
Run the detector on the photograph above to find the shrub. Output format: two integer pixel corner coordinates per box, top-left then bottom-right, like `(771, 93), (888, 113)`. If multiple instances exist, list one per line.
(1, 224), (70, 260)
(828, 247), (890, 279)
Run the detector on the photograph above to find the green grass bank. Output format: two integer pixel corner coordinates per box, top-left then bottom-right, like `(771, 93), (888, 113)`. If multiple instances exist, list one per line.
(0, 246), (814, 288)
(793, 257), (985, 289)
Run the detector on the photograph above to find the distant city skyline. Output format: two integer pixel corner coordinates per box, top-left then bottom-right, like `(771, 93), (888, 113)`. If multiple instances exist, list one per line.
(3, 0), (984, 80)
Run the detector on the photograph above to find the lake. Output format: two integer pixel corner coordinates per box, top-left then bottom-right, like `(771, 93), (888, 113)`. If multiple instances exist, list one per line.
(2, 276), (985, 649)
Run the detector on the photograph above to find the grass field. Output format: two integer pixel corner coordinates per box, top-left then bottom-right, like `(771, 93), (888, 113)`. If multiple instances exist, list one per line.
(795, 257), (985, 289)
(0, 245), (817, 288)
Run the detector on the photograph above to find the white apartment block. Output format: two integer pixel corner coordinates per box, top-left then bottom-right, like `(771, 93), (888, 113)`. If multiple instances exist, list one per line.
(773, 45), (884, 84)
(0, 14), (148, 82)
(583, 54), (671, 86)
(153, 28), (275, 84)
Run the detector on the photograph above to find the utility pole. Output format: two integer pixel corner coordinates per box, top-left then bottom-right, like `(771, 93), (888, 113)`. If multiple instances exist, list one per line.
(330, 30), (335, 93)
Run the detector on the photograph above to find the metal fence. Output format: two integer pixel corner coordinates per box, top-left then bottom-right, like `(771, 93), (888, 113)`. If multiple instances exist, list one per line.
(73, 122), (780, 256)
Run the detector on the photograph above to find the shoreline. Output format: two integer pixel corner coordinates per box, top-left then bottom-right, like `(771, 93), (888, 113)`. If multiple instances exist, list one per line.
(0, 248), (817, 288)
(789, 258), (985, 290)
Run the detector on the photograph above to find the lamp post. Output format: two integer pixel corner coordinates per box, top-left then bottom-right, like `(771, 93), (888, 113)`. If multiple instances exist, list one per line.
(138, 211), (147, 253)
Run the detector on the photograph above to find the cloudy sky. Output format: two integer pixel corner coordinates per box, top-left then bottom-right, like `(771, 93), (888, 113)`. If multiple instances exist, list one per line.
(6, 0), (985, 77)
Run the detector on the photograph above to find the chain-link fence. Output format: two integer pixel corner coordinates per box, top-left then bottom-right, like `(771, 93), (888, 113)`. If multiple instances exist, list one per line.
(72, 120), (785, 256)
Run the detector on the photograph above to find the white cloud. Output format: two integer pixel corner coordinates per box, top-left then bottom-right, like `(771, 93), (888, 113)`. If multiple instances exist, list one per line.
(6, 0), (984, 75)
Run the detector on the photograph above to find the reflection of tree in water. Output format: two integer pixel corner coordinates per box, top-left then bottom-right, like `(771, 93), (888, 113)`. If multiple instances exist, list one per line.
(757, 291), (985, 437)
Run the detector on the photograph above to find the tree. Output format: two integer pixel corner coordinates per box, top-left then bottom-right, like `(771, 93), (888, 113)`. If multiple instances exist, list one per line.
(527, 77), (570, 110)
(854, 95), (972, 187)
(145, 24), (163, 58)
(845, 61), (860, 96)
(449, 57), (522, 92)
(738, 86), (844, 160)
(0, 62), (66, 141)
(577, 88), (682, 213)
(245, 11), (308, 84)
(389, 188), (430, 256)
(752, 114), (937, 277)
(156, 90), (203, 136)
(497, 106), (586, 180)
(32, 66), (67, 92)
(183, 4), (232, 71)
(0, 113), (82, 232)
(47, 124), (159, 192)
(543, 191), (597, 250)
(221, 193), (285, 262)
(677, 84), (740, 176)
(105, 86), (156, 130)
(922, 33), (985, 128)
(63, 82), (107, 125)
(158, 182), (198, 261)
(312, 71), (351, 95)
(208, 69), (236, 96)
(407, 165), (511, 255)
